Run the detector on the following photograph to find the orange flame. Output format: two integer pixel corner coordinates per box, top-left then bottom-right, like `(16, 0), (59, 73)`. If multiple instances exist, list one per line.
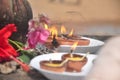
(44, 24), (48, 30)
(68, 28), (74, 36)
(49, 26), (58, 38)
(71, 41), (78, 50)
(61, 25), (66, 34)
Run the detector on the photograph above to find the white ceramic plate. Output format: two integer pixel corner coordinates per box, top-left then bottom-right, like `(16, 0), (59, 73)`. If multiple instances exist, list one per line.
(30, 53), (97, 80)
(57, 37), (104, 53)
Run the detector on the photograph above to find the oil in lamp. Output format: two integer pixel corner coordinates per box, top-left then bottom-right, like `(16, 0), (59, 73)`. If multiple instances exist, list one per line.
(62, 41), (88, 72)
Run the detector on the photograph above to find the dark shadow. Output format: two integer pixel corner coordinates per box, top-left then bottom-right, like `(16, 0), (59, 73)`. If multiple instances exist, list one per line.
(27, 69), (49, 80)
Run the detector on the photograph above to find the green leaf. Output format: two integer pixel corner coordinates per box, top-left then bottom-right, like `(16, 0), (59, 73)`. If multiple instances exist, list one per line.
(20, 50), (36, 59)
(18, 54), (30, 64)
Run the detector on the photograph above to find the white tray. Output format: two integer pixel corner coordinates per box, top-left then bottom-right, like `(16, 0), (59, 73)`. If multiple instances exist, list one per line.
(57, 37), (104, 53)
(30, 53), (97, 80)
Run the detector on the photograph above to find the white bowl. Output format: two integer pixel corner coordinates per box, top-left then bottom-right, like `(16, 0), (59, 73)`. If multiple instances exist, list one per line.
(57, 37), (104, 53)
(30, 53), (97, 80)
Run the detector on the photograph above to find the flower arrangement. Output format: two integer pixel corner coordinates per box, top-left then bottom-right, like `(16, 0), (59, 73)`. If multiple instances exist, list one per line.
(0, 14), (52, 73)
(27, 14), (50, 48)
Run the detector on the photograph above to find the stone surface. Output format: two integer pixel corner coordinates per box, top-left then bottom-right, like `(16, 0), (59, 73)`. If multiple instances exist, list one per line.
(0, 69), (48, 80)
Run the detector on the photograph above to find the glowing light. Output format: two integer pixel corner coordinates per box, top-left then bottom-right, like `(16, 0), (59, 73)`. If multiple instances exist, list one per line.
(71, 41), (78, 50)
(61, 25), (66, 34)
(68, 28), (74, 36)
(49, 26), (58, 38)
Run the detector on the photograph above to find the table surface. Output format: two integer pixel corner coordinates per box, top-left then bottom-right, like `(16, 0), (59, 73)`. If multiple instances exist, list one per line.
(0, 35), (114, 80)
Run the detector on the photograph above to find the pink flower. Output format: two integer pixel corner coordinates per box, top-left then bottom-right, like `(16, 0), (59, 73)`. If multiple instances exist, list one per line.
(28, 19), (35, 31)
(27, 27), (50, 48)
(27, 14), (50, 49)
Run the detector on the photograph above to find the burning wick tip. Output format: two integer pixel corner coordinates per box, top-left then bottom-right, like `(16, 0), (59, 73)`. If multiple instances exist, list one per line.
(69, 49), (74, 58)
(52, 35), (59, 48)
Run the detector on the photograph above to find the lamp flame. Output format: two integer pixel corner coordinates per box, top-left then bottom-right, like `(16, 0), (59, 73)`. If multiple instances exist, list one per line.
(61, 25), (66, 34)
(49, 26), (58, 38)
(68, 28), (74, 36)
(71, 41), (78, 50)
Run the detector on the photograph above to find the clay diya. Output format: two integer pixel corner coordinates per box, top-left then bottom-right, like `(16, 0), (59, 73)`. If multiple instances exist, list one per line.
(59, 26), (90, 46)
(45, 35), (90, 49)
(62, 53), (88, 72)
(61, 42), (88, 72)
(59, 38), (90, 46)
(45, 26), (90, 48)
(40, 60), (67, 72)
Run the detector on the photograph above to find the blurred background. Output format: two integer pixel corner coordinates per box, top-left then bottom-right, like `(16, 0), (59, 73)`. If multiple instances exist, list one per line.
(28, 0), (120, 36)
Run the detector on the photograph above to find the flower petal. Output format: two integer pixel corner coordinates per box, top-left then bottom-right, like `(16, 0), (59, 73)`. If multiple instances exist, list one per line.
(38, 28), (50, 43)
(0, 24), (18, 62)
(27, 28), (50, 48)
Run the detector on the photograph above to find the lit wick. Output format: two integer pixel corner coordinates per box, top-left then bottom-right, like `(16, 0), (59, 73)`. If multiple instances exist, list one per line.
(61, 28), (74, 39)
(60, 25), (68, 39)
(70, 49), (74, 58)
(69, 41), (79, 58)
(61, 34), (67, 39)
(67, 28), (74, 39)
(52, 34), (59, 48)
